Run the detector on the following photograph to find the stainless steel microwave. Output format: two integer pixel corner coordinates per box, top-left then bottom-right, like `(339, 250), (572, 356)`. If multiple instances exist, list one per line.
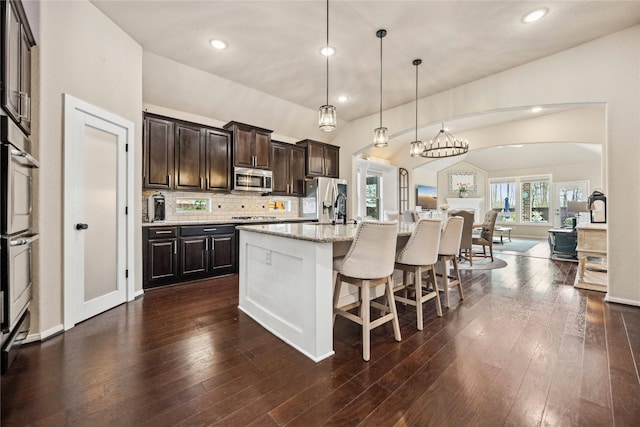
(233, 167), (272, 192)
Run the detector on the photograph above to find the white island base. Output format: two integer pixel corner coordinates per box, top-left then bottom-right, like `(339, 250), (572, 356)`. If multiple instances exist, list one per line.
(238, 230), (337, 362)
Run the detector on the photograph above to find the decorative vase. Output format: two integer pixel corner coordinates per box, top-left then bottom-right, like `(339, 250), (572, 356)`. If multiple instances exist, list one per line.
(459, 190), (468, 198)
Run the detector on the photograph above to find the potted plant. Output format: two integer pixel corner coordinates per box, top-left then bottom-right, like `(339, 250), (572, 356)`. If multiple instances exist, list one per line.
(457, 183), (469, 198)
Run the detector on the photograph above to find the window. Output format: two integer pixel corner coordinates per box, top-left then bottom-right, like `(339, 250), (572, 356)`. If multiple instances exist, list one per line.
(490, 181), (516, 222)
(365, 175), (381, 220)
(521, 178), (550, 223)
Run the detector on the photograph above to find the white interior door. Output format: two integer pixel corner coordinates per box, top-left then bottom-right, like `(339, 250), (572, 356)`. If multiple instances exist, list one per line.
(63, 95), (135, 329)
(552, 181), (589, 227)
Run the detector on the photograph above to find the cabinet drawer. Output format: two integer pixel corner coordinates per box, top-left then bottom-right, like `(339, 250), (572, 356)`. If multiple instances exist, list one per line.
(147, 226), (178, 238)
(180, 224), (235, 236)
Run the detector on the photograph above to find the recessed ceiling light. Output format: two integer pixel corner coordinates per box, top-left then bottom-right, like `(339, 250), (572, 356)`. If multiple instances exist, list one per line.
(522, 8), (548, 23)
(531, 106), (542, 113)
(209, 39), (227, 50)
(320, 46), (335, 56)
(337, 95), (348, 103)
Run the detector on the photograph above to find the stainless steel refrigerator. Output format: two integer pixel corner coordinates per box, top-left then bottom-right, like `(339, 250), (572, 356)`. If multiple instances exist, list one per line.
(300, 177), (347, 223)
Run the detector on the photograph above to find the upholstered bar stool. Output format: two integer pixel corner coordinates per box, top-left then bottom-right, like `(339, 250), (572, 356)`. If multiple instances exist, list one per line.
(449, 209), (474, 266)
(393, 218), (443, 330)
(333, 221), (401, 361)
(437, 216), (465, 308)
(472, 210), (498, 262)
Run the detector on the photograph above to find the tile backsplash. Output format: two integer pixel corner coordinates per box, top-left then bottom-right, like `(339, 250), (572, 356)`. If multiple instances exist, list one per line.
(142, 190), (300, 222)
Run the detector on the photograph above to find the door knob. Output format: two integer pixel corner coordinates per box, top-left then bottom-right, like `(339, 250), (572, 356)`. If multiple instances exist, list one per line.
(76, 223), (89, 230)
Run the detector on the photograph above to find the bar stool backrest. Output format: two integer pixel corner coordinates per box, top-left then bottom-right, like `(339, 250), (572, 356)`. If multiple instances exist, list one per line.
(339, 221), (398, 280)
(439, 216), (464, 256)
(396, 218), (442, 266)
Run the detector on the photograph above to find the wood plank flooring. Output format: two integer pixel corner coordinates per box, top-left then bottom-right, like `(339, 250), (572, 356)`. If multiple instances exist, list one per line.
(2, 251), (640, 426)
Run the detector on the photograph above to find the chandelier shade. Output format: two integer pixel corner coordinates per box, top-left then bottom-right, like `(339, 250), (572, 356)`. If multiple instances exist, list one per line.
(318, 0), (337, 132)
(373, 29), (388, 148)
(421, 123), (469, 158)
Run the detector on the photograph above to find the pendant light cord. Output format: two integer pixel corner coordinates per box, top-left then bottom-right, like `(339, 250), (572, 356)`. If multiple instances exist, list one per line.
(415, 62), (418, 141)
(326, 0), (329, 106)
(379, 32), (383, 128)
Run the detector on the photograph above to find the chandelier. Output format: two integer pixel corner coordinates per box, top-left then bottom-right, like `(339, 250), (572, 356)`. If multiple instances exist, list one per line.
(373, 29), (388, 148)
(420, 123), (469, 158)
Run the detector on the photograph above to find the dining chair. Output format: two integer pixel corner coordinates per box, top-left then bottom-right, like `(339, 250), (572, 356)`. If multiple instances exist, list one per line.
(472, 210), (498, 262)
(393, 218), (443, 330)
(437, 216), (465, 308)
(449, 209), (474, 266)
(333, 221), (401, 361)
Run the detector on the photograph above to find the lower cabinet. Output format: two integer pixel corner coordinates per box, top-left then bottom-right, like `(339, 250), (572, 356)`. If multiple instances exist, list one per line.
(143, 224), (236, 289)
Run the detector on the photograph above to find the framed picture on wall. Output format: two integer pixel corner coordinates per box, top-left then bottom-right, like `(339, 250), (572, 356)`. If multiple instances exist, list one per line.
(416, 185), (438, 209)
(448, 171), (477, 193)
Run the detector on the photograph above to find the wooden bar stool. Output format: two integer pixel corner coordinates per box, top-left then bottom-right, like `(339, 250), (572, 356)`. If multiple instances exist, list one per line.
(437, 216), (464, 308)
(393, 218), (443, 330)
(333, 221), (401, 361)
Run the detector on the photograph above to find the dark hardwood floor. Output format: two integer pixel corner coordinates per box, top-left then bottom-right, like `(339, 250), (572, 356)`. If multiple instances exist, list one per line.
(3, 250), (640, 426)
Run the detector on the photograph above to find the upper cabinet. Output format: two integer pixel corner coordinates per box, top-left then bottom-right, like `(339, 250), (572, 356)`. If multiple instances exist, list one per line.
(223, 121), (272, 170)
(296, 139), (340, 178)
(271, 141), (305, 196)
(143, 113), (232, 191)
(2, 0), (35, 135)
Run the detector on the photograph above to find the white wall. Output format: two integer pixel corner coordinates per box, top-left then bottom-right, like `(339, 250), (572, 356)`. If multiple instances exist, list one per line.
(332, 26), (640, 305)
(36, 0), (143, 336)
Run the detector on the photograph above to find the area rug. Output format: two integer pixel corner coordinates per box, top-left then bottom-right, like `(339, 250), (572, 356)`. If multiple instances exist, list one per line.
(457, 257), (508, 270)
(492, 238), (546, 253)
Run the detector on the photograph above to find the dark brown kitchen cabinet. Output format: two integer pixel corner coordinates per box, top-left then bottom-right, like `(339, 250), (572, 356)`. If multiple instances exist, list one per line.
(143, 224), (236, 289)
(174, 123), (204, 190)
(271, 141), (305, 196)
(143, 226), (179, 289)
(2, 0), (35, 135)
(296, 139), (340, 178)
(143, 114), (174, 189)
(144, 113), (232, 192)
(224, 121), (273, 170)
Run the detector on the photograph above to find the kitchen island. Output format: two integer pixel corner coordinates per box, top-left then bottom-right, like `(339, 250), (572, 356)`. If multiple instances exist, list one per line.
(236, 222), (413, 362)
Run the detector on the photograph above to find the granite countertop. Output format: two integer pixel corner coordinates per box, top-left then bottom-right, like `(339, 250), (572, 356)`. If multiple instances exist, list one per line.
(142, 217), (314, 227)
(236, 221), (416, 243)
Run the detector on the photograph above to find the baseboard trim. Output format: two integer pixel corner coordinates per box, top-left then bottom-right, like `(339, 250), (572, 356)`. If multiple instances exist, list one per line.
(134, 289), (144, 299)
(605, 295), (640, 307)
(24, 323), (64, 344)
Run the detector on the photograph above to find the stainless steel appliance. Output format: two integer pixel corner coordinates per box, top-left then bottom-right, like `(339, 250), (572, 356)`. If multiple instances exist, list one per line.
(300, 177), (347, 223)
(1, 116), (38, 373)
(147, 192), (166, 222)
(233, 167), (272, 193)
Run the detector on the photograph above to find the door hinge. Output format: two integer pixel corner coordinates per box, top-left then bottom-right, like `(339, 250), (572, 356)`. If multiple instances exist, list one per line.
(125, 269), (129, 278)
(125, 206), (128, 215)
(125, 143), (129, 152)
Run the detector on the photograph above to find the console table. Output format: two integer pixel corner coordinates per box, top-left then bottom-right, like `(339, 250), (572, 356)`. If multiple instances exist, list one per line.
(574, 223), (607, 292)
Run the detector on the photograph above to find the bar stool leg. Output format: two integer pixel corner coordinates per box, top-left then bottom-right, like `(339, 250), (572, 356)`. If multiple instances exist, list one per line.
(415, 267), (423, 330)
(430, 267), (443, 317)
(362, 280), (371, 362)
(385, 275), (401, 341)
(332, 274), (342, 326)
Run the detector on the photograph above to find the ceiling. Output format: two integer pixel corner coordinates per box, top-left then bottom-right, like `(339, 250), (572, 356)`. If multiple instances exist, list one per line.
(91, 1), (640, 123)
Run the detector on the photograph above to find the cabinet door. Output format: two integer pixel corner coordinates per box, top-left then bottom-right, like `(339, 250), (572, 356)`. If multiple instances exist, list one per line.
(289, 145), (306, 195)
(147, 239), (178, 284)
(271, 142), (289, 194)
(174, 123), (203, 190)
(180, 236), (208, 277)
(211, 233), (236, 274)
(143, 116), (175, 189)
(3, 1), (21, 125)
(233, 127), (254, 168)
(254, 130), (271, 169)
(306, 142), (325, 177)
(204, 129), (231, 191)
(18, 24), (30, 134)
(323, 145), (340, 178)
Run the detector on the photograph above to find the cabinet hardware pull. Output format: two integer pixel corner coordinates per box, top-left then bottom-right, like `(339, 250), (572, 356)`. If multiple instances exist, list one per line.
(167, 174), (171, 186)
(18, 92), (30, 122)
(10, 148), (40, 168)
(205, 177), (209, 189)
(200, 177), (203, 188)
(205, 239), (208, 251)
(174, 242), (177, 255)
(203, 228), (217, 232)
(155, 230), (172, 234)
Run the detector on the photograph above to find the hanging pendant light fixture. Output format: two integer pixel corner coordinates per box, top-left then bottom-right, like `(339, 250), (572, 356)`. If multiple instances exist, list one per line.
(318, 0), (336, 132)
(409, 59), (423, 157)
(421, 122), (469, 158)
(373, 29), (388, 148)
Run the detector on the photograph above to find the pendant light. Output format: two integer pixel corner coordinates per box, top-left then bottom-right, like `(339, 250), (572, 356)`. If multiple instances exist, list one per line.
(318, 0), (336, 132)
(373, 29), (388, 148)
(409, 59), (423, 157)
(421, 123), (469, 158)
